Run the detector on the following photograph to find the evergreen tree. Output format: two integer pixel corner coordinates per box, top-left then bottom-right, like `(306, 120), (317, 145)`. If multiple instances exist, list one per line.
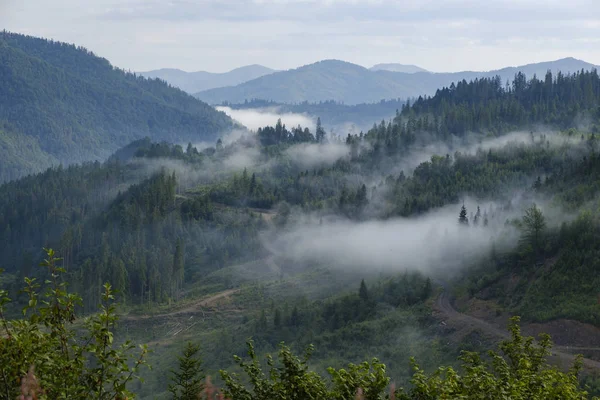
(290, 306), (300, 327)
(359, 279), (369, 301)
(473, 206), (481, 226)
(172, 238), (184, 300)
(274, 308), (282, 328)
(520, 204), (547, 261)
(168, 342), (205, 400)
(315, 117), (326, 143)
(458, 204), (469, 225)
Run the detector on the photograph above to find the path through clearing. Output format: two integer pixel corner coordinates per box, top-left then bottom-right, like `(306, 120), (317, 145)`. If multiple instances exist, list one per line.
(124, 289), (239, 321)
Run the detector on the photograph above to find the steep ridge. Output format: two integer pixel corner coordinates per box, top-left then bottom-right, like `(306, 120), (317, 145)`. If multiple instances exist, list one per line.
(0, 31), (235, 182)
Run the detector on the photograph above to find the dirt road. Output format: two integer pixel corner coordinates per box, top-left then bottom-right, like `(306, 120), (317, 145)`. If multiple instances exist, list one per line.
(435, 289), (600, 370)
(123, 289), (239, 321)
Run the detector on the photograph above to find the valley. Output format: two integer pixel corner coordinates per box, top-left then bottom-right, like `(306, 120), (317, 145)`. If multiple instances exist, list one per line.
(2, 26), (600, 399)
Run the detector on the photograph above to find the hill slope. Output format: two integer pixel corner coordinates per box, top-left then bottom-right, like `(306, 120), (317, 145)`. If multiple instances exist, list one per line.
(195, 57), (599, 105)
(0, 32), (234, 182)
(138, 64), (276, 93)
(370, 63), (428, 73)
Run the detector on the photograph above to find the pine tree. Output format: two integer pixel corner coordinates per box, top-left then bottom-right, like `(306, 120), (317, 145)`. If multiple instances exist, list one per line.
(533, 176), (542, 191)
(249, 173), (257, 195)
(168, 342), (205, 400)
(172, 238), (184, 300)
(274, 308), (281, 328)
(422, 278), (432, 300)
(290, 306), (300, 327)
(315, 117), (326, 143)
(359, 279), (369, 301)
(458, 204), (469, 225)
(474, 206), (481, 226)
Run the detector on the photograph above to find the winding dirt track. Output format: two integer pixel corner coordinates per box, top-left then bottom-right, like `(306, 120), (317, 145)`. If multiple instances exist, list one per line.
(435, 290), (600, 370)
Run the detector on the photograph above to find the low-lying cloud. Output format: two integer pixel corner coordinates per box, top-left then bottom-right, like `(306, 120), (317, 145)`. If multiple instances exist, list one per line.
(264, 200), (526, 276)
(216, 106), (315, 131)
(284, 142), (350, 169)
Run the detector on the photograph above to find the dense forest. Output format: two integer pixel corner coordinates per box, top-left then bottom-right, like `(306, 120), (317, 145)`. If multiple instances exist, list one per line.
(3, 55), (600, 398)
(0, 31), (235, 182)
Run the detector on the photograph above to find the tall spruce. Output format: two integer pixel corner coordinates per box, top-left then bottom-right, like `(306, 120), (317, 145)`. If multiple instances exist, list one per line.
(168, 342), (205, 400)
(459, 204), (469, 225)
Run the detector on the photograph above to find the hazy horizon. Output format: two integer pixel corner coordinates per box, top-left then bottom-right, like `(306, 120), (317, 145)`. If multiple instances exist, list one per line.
(2, 0), (600, 73)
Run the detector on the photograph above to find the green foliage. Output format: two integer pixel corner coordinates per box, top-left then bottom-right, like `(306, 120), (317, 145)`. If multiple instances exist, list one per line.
(168, 342), (205, 400)
(519, 204), (547, 260)
(219, 318), (595, 400)
(0, 248), (148, 399)
(220, 341), (329, 400)
(397, 317), (594, 399)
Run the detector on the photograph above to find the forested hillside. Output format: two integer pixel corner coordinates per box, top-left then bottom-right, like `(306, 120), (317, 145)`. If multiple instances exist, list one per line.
(3, 67), (600, 398)
(0, 31), (234, 182)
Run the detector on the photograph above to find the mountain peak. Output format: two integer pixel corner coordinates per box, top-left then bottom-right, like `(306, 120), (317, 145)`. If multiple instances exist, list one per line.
(370, 63), (429, 73)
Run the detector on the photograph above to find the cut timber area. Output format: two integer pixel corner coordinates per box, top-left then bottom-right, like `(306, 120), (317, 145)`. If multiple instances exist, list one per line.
(434, 289), (600, 371)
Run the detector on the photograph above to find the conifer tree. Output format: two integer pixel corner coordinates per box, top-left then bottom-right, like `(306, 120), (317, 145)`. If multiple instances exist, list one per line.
(359, 279), (369, 301)
(458, 204), (469, 225)
(474, 206), (481, 226)
(168, 342), (205, 400)
(316, 117), (326, 143)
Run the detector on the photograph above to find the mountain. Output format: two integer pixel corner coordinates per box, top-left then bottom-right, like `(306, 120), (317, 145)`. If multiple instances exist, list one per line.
(196, 59), (412, 105)
(0, 32), (235, 182)
(195, 57), (599, 105)
(138, 64), (276, 93)
(370, 63), (428, 73)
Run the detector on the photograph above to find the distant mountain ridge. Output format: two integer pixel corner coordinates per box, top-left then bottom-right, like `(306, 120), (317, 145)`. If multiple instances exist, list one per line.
(0, 32), (234, 182)
(138, 64), (277, 93)
(370, 63), (428, 73)
(195, 57), (599, 105)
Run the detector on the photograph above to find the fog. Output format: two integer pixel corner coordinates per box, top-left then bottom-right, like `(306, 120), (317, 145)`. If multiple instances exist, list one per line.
(216, 106), (315, 131)
(119, 125), (584, 281)
(392, 130), (567, 176)
(284, 142), (350, 169)
(264, 200), (523, 275)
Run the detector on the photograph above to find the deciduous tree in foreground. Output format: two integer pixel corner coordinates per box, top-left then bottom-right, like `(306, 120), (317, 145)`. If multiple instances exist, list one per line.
(0, 248), (148, 400)
(219, 317), (596, 399)
(1, 249), (597, 399)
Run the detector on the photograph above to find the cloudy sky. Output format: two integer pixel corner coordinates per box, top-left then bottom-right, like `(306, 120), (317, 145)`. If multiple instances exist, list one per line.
(2, 0), (600, 73)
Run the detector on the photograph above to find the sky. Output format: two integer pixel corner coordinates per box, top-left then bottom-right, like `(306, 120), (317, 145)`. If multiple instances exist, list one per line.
(2, 0), (600, 73)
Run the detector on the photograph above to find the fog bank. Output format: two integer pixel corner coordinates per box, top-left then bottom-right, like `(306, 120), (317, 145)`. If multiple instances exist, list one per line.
(217, 106), (315, 131)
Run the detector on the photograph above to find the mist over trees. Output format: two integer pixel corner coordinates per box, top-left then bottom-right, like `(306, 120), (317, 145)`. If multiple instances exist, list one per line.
(2, 31), (600, 398)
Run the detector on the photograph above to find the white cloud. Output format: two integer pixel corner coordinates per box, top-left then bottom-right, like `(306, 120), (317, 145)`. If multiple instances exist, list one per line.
(216, 107), (315, 131)
(2, 0), (600, 73)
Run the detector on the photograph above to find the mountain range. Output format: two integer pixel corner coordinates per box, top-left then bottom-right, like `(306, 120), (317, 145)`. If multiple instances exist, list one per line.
(195, 57), (599, 105)
(138, 64), (277, 93)
(0, 32), (234, 182)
